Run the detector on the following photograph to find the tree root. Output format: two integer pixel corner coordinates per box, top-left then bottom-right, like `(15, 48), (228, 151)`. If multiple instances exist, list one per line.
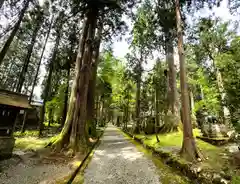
(180, 137), (205, 162)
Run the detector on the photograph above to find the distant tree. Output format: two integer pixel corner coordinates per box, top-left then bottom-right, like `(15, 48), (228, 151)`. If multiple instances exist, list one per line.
(126, 2), (154, 133)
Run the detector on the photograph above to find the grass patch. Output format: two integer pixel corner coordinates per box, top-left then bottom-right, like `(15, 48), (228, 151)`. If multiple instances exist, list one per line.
(43, 122), (61, 127)
(14, 136), (54, 151)
(14, 130), (39, 137)
(232, 176), (240, 184)
(132, 129), (239, 180)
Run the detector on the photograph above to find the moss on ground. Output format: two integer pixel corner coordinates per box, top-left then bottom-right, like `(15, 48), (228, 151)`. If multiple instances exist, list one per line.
(55, 174), (84, 184)
(232, 176), (240, 184)
(14, 130), (39, 137)
(14, 128), (104, 152)
(14, 136), (53, 151)
(132, 129), (240, 182)
(120, 130), (190, 184)
(43, 122), (61, 127)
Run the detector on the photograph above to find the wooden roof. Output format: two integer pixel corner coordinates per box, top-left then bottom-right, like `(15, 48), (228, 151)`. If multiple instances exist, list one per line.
(0, 89), (32, 109)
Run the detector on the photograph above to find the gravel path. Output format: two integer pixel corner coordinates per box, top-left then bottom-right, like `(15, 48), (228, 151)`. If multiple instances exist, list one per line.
(84, 124), (161, 184)
(0, 151), (71, 184)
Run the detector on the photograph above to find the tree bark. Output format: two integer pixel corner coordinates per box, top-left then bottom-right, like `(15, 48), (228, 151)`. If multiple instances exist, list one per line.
(175, 0), (201, 161)
(134, 51), (143, 134)
(48, 108), (53, 127)
(51, 8), (98, 153)
(166, 35), (179, 116)
(61, 65), (70, 127)
(155, 81), (160, 127)
(38, 19), (62, 136)
(100, 100), (105, 126)
(189, 90), (194, 113)
(51, 17), (89, 152)
(86, 23), (102, 136)
(135, 72), (141, 133)
(16, 9), (43, 93)
(216, 67), (229, 123)
(71, 8), (97, 150)
(124, 105), (128, 130)
(0, 0), (31, 65)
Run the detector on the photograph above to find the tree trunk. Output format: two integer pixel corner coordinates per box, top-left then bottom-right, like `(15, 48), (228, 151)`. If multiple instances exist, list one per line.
(160, 33), (180, 133)
(135, 73), (141, 133)
(86, 24), (102, 136)
(0, 0), (31, 65)
(216, 67), (229, 123)
(51, 9), (97, 153)
(61, 65), (70, 127)
(70, 8), (97, 152)
(189, 90), (194, 114)
(153, 84), (160, 142)
(16, 10), (43, 92)
(123, 92), (129, 130)
(38, 19), (62, 136)
(134, 51), (143, 134)
(100, 100), (105, 125)
(155, 82), (160, 127)
(208, 52), (229, 123)
(48, 108), (53, 127)
(166, 36), (178, 116)
(175, 0), (201, 161)
(51, 16), (89, 152)
(95, 94), (100, 124)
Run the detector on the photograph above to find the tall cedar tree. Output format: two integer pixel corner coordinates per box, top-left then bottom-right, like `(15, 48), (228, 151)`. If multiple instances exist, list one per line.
(0, 0), (31, 65)
(176, 0), (201, 161)
(51, 0), (136, 153)
(176, 0), (222, 161)
(155, 0), (180, 132)
(39, 12), (64, 136)
(16, 7), (44, 92)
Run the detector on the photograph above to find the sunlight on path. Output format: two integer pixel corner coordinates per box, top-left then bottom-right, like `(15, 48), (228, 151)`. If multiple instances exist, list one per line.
(83, 124), (161, 184)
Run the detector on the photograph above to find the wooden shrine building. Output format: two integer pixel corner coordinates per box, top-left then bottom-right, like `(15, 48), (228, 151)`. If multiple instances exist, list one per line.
(0, 89), (31, 159)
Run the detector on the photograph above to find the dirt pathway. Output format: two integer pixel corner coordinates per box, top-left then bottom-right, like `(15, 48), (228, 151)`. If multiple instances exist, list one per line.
(84, 124), (161, 184)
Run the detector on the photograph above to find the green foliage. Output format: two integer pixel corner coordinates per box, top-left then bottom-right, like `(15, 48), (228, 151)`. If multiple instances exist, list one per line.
(186, 18), (239, 119)
(45, 82), (68, 123)
(14, 130), (39, 137)
(215, 36), (240, 130)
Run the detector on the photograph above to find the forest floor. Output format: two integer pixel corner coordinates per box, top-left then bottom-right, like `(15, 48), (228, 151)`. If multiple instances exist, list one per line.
(0, 127), (81, 184)
(0, 149), (73, 184)
(83, 124), (190, 184)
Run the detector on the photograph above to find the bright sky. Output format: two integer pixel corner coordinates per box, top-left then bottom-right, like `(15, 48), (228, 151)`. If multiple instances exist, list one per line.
(33, 0), (239, 100)
(112, 0), (238, 64)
